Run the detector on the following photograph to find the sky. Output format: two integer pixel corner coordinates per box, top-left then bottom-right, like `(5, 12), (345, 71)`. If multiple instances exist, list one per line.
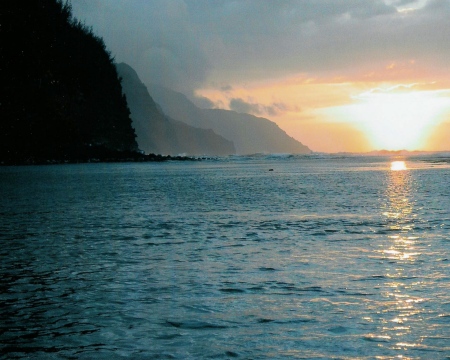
(71, 0), (450, 153)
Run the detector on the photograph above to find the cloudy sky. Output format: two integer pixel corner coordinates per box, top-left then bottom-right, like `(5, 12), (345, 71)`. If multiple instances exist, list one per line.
(71, 0), (450, 152)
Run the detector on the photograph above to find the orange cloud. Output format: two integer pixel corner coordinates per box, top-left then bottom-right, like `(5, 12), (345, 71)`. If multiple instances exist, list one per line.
(196, 65), (450, 153)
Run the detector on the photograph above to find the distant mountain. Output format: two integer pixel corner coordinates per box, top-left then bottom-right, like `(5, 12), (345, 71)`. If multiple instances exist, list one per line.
(203, 109), (311, 154)
(116, 63), (235, 156)
(147, 84), (311, 155)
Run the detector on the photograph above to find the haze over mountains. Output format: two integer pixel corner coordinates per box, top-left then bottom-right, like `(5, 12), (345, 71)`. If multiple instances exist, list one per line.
(2, 0), (311, 163)
(144, 79), (311, 155)
(116, 63), (234, 156)
(118, 62), (311, 155)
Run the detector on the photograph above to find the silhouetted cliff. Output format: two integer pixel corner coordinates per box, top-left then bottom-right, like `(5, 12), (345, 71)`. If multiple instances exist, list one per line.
(203, 109), (311, 154)
(116, 63), (235, 155)
(1, 0), (137, 163)
(147, 84), (311, 155)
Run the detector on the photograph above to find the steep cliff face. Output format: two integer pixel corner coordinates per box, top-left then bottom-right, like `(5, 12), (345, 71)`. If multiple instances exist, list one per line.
(147, 84), (312, 155)
(1, 0), (137, 162)
(202, 109), (311, 155)
(116, 63), (235, 156)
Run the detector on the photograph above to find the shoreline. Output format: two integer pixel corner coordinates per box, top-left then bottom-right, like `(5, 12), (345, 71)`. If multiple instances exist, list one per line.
(0, 150), (207, 166)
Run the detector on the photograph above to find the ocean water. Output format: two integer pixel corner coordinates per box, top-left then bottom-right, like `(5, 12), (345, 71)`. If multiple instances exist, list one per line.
(1, 155), (449, 359)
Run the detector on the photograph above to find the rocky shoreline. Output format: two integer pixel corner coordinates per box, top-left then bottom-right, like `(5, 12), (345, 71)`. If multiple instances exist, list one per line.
(0, 149), (206, 166)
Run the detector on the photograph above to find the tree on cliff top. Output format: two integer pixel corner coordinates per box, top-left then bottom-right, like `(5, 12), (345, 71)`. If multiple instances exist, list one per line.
(1, 0), (137, 162)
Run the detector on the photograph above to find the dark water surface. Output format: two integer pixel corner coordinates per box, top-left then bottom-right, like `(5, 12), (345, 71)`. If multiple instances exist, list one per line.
(1, 156), (450, 359)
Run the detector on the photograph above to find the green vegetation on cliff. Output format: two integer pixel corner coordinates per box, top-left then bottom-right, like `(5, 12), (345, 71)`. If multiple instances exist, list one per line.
(1, 0), (137, 163)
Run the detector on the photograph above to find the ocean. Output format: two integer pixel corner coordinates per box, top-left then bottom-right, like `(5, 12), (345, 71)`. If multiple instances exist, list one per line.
(1, 155), (449, 359)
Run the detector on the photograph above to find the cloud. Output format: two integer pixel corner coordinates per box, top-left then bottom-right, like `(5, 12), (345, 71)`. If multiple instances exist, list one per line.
(220, 85), (233, 92)
(70, 0), (450, 95)
(229, 98), (296, 117)
(229, 98), (262, 115)
(191, 95), (216, 109)
(71, 0), (209, 95)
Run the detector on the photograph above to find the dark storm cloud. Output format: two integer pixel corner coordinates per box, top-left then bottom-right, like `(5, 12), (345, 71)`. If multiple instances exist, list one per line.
(70, 0), (450, 93)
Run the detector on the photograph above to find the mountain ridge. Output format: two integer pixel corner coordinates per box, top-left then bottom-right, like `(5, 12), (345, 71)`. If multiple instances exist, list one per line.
(116, 63), (235, 155)
(146, 83), (311, 155)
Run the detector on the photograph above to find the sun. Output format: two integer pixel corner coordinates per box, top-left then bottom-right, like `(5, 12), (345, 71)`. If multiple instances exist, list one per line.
(326, 88), (450, 150)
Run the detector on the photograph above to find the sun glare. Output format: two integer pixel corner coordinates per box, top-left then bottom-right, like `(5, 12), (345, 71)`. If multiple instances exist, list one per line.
(391, 161), (407, 171)
(328, 89), (450, 150)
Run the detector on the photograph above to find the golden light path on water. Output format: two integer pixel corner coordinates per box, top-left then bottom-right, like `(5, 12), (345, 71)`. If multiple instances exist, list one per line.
(390, 161), (407, 171)
(372, 161), (426, 355)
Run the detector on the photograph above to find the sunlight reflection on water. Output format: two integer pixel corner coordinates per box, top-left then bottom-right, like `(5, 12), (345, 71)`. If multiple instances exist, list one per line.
(1, 158), (449, 359)
(376, 164), (426, 354)
(391, 160), (407, 171)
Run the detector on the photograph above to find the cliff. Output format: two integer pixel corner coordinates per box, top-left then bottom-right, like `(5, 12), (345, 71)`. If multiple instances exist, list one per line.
(116, 63), (235, 156)
(1, 0), (138, 163)
(146, 84), (311, 155)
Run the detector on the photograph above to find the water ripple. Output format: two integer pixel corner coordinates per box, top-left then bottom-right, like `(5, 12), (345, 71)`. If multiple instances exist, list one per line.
(1, 159), (449, 358)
